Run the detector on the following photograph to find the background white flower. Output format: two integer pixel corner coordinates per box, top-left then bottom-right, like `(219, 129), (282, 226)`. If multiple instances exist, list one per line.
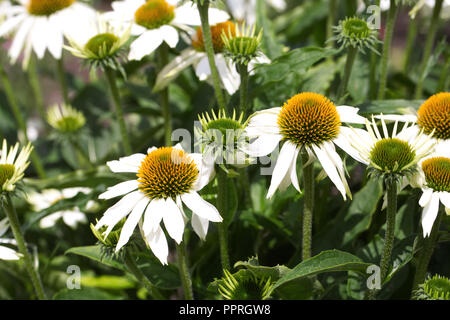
(0, 218), (22, 261)
(106, 0), (229, 61)
(0, 0), (95, 68)
(226, 0), (286, 25)
(27, 188), (91, 229)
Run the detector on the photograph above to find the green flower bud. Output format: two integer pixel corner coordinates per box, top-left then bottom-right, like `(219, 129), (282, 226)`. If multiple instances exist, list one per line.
(47, 104), (86, 133)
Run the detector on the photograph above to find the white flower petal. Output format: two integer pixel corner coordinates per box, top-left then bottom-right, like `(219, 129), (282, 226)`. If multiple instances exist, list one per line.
(337, 106), (366, 124)
(162, 197), (185, 244)
(181, 191), (222, 222)
(161, 25), (179, 48)
(334, 127), (369, 164)
(267, 141), (298, 199)
(421, 192), (440, 237)
(106, 153), (145, 173)
(246, 134), (282, 157)
(39, 212), (63, 229)
(0, 246), (21, 261)
(145, 225), (169, 265)
(191, 214), (209, 240)
(215, 54), (240, 94)
(61, 210), (87, 228)
(99, 180), (139, 199)
(439, 192), (450, 209)
(419, 188), (434, 207)
(115, 197), (149, 252)
(129, 29), (163, 60)
(142, 198), (165, 235)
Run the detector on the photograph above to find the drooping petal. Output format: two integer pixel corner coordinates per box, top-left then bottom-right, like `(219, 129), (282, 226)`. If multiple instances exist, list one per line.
(215, 54), (240, 95)
(421, 192), (440, 237)
(191, 214), (209, 240)
(145, 225), (169, 265)
(245, 134), (283, 157)
(162, 197), (185, 244)
(419, 188), (433, 207)
(115, 196), (149, 252)
(160, 25), (179, 48)
(181, 191), (222, 222)
(129, 29), (163, 60)
(61, 210), (87, 229)
(142, 198), (165, 235)
(439, 192), (450, 209)
(0, 246), (21, 261)
(267, 141), (298, 199)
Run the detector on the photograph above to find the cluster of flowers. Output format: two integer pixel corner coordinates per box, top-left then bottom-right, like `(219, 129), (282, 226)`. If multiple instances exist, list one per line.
(0, 0), (448, 274)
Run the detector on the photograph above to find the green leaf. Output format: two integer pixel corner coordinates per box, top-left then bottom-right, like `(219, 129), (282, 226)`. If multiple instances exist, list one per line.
(66, 245), (126, 271)
(273, 250), (371, 290)
(81, 275), (135, 290)
(256, 0), (283, 59)
(357, 99), (423, 115)
(53, 287), (123, 300)
(234, 256), (291, 280)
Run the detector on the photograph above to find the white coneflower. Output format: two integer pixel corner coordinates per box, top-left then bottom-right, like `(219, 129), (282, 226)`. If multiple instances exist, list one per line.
(410, 140), (450, 236)
(244, 92), (367, 200)
(27, 188), (91, 229)
(63, 13), (131, 70)
(0, 139), (33, 193)
(153, 21), (270, 94)
(226, 0), (286, 25)
(95, 144), (221, 264)
(0, 218), (22, 261)
(105, 0), (229, 61)
(0, 0), (95, 68)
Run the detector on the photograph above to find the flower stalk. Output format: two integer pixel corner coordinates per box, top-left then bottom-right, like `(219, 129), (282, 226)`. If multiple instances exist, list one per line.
(217, 168), (231, 270)
(337, 45), (358, 103)
(377, 2), (399, 99)
(104, 67), (132, 155)
(56, 57), (70, 104)
(2, 194), (47, 300)
(176, 240), (194, 300)
(197, 0), (227, 112)
(27, 56), (46, 122)
(156, 43), (172, 146)
(414, 0), (444, 99)
(412, 208), (444, 293)
(301, 150), (314, 261)
(123, 249), (165, 300)
(237, 62), (249, 116)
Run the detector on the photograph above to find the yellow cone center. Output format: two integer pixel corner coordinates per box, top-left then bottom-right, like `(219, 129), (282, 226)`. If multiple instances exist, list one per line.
(27, 0), (75, 16)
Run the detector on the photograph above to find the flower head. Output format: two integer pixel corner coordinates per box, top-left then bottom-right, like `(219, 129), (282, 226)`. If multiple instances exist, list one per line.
(105, 0), (229, 61)
(244, 92), (367, 199)
(343, 115), (435, 182)
(222, 22), (263, 65)
(0, 0), (95, 68)
(413, 274), (450, 300)
(47, 103), (86, 133)
(95, 144), (221, 264)
(192, 21), (236, 53)
(64, 14), (131, 75)
(218, 269), (273, 300)
(0, 140), (33, 194)
(196, 109), (252, 167)
(330, 16), (381, 54)
(417, 92), (450, 140)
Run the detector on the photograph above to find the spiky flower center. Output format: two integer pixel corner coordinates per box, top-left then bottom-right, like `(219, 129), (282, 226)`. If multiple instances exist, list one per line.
(277, 92), (341, 146)
(417, 92), (450, 140)
(134, 0), (175, 30)
(27, 0), (75, 16)
(423, 276), (450, 300)
(137, 147), (198, 200)
(0, 164), (15, 186)
(422, 157), (450, 192)
(85, 33), (119, 58)
(192, 21), (236, 53)
(342, 17), (371, 39)
(370, 138), (416, 172)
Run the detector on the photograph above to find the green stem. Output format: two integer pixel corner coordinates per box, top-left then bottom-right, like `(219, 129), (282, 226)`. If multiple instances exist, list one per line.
(337, 46), (358, 103)
(156, 43), (172, 146)
(326, 0), (337, 48)
(217, 169), (231, 270)
(237, 63), (249, 116)
(176, 241), (194, 300)
(377, 3), (399, 99)
(368, 178), (397, 300)
(0, 64), (46, 179)
(56, 57), (69, 105)
(414, 0), (443, 99)
(104, 68), (132, 155)
(301, 150), (314, 261)
(123, 249), (165, 300)
(3, 194), (47, 300)
(27, 56), (46, 121)
(436, 55), (449, 92)
(197, 0), (227, 112)
(403, 17), (418, 74)
(411, 208), (443, 293)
